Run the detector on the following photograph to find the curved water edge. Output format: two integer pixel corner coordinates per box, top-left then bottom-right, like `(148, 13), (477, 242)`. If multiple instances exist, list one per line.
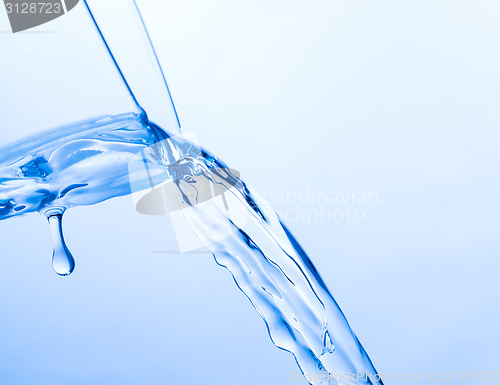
(0, 113), (166, 220)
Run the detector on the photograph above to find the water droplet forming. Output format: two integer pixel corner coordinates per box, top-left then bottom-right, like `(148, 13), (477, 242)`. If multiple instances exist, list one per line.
(46, 208), (75, 276)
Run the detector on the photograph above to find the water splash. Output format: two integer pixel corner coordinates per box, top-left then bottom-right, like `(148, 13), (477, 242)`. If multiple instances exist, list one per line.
(133, 134), (383, 385)
(0, 112), (164, 221)
(0, 112), (164, 274)
(0, 115), (383, 384)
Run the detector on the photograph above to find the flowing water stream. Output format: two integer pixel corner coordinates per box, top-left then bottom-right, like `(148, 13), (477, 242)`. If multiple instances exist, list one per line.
(0, 114), (382, 384)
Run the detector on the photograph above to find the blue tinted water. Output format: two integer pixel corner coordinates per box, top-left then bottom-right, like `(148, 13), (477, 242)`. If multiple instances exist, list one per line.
(0, 114), (382, 384)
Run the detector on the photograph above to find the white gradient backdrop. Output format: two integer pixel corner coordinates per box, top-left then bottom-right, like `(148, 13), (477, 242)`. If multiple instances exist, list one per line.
(0, 1), (499, 384)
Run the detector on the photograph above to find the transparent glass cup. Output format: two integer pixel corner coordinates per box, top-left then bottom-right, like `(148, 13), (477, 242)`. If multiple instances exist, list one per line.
(0, 0), (181, 221)
(0, 0), (180, 145)
(0, 0), (183, 278)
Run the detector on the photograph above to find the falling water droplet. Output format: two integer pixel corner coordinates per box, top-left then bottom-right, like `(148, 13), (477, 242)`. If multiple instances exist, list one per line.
(46, 208), (75, 276)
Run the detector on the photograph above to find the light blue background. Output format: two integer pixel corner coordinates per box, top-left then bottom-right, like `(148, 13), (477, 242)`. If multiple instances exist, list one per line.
(1, 0), (499, 384)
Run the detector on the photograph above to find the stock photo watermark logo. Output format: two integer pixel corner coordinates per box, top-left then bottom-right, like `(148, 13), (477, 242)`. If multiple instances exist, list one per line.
(3, 0), (79, 33)
(262, 188), (379, 225)
(128, 135), (249, 254)
(291, 370), (499, 383)
(128, 134), (379, 254)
